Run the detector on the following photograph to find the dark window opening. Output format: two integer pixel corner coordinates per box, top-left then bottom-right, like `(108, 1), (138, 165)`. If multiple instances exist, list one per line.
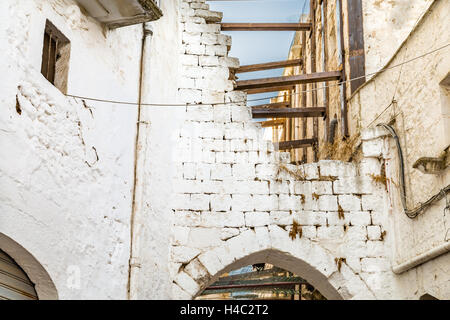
(40, 20), (70, 93)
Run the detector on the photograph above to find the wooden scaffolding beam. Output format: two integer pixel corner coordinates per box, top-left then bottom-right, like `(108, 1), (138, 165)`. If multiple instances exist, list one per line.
(252, 107), (326, 119)
(245, 86), (295, 95)
(221, 23), (311, 31)
(251, 101), (290, 109)
(236, 71), (341, 91)
(260, 119), (285, 127)
(275, 138), (318, 150)
(237, 59), (303, 73)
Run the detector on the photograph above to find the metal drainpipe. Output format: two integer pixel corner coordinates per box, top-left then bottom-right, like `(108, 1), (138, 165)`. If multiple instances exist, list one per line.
(127, 22), (153, 300)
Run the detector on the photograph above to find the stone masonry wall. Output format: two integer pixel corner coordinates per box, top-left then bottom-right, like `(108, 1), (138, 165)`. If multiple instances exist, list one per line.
(168, 0), (393, 300)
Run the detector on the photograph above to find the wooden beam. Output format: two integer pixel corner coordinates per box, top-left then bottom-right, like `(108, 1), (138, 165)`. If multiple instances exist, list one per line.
(221, 23), (311, 31)
(260, 119), (285, 127)
(275, 138), (317, 150)
(237, 59), (303, 73)
(252, 107), (326, 119)
(236, 71), (341, 91)
(251, 101), (290, 109)
(245, 86), (295, 95)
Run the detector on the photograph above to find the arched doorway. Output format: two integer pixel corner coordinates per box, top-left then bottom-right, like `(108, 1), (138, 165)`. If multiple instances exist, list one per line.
(0, 233), (58, 300)
(197, 263), (326, 300)
(0, 249), (38, 300)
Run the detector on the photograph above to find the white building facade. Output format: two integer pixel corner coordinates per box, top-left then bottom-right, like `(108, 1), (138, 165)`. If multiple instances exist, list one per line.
(0, 0), (448, 300)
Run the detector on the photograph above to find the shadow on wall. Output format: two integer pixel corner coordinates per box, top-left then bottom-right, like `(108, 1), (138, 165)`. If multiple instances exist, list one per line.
(0, 233), (58, 300)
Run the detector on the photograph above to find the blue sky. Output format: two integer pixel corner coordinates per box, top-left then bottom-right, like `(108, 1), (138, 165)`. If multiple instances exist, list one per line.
(207, 0), (310, 105)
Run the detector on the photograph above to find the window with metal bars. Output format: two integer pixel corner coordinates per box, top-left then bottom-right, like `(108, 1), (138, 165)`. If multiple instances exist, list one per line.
(40, 20), (70, 93)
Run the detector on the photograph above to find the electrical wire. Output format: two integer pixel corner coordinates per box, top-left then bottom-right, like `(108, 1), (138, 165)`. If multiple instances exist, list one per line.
(65, 42), (450, 107)
(377, 123), (450, 219)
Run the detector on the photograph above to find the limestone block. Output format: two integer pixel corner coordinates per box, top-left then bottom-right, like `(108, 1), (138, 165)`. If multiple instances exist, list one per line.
(317, 226), (344, 239)
(293, 180), (312, 195)
(173, 194), (192, 210)
(302, 163), (319, 179)
(179, 88), (202, 103)
(180, 77), (196, 89)
(346, 257), (362, 274)
(245, 212), (270, 227)
(333, 177), (374, 195)
(361, 258), (390, 273)
(302, 226), (317, 238)
(172, 226), (191, 246)
(345, 226), (368, 241)
(232, 163), (255, 179)
(199, 55), (219, 66)
(318, 195), (338, 211)
(185, 22), (220, 34)
(219, 57), (240, 69)
(213, 105), (231, 122)
(358, 158), (382, 176)
(175, 271), (200, 296)
(215, 151), (235, 163)
(318, 160), (357, 177)
(231, 106), (251, 122)
(210, 194), (232, 211)
(255, 164), (278, 180)
(190, 194), (210, 210)
(296, 211), (326, 226)
(183, 163), (196, 179)
(230, 139), (248, 152)
(338, 195), (362, 211)
(174, 211), (203, 227)
(362, 139), (383, 158)
(198, 122), (224, 139)
(367, 225), (382, 240)
(362, 194), (384, 211)
(326, 212), (347, 226)
(188, 227), (223, 248)
(171, 246), (201, 263)
(172, 283), (191, 300)
(194, 10), (223, 23)
(211, 163), (232, 180)
(186, 105), (214, 121)
(348, 211), (372, 226)
(184, 44), (206, 55)
(220, 228), (240, 240)
(278, 194), (302, 211)
(366, 241), (386, 257)
(253, 194), (279, 211)
(223, 211), (245, 227)
(311, 181), (333, 195)
(269, 180), (290, 194)
(231, 194), (253, 211)
(270, 211), (292, 226)
(182, 32), (201, 45)
(225, 91), (247, 104)
(201, 33), (218, 45)
(198, 250), (224, 276)
(205, 44), (228, 56)
(184, 258), (210, 284)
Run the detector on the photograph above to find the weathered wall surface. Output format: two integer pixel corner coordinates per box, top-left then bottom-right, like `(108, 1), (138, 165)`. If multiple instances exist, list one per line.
(348, 0), (450, 299)
(160, 0), (404, 300)
(362, 0), (434, 76)
(0, 0), (141, 299)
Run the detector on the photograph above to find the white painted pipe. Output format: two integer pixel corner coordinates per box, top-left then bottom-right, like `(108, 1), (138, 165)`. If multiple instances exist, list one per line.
(392, 242), (450, 274)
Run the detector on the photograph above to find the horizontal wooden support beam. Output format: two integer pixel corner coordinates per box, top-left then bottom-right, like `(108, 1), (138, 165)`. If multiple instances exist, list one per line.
(246, 85), (295, 95)
(237, 71), (342, 91)
(260, 119), (286, 127)
(221, 23), (311, 31)
(251, 101), (290, 109)
(274, 138), (317, 150)
(252, 107), (326, 119)
(237, 59), (303, 73)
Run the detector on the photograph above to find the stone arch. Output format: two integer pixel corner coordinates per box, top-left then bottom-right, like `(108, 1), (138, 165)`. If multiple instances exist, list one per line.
(175, 225), (375, 300)
(0, 232), (58, 300)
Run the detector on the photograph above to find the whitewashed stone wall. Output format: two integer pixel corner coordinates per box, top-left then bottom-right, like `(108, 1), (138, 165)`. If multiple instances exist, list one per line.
(169, 0), (393, 300)
(0, 0), (141, 299)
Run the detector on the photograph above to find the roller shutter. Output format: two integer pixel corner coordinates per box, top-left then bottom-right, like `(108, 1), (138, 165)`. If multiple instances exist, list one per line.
(0, 249), (38, 300)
